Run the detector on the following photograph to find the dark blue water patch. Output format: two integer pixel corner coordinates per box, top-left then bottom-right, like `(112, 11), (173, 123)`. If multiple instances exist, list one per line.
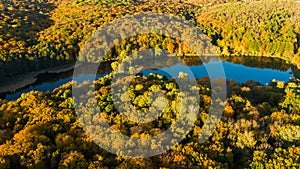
(4, 73), (108, 101)
(220, 61), (293, 85)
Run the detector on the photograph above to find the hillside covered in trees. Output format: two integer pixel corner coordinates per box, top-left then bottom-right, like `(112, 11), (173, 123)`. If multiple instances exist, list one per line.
(1, 74), (300, 168)
(0, 0), (300, 77)
(1, 0), (300, 168)
(197, 0), (300, 65)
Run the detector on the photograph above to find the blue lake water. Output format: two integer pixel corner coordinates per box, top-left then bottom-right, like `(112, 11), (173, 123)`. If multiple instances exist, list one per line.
(3, 60), (294, 100)
(144, 61), (293, 84)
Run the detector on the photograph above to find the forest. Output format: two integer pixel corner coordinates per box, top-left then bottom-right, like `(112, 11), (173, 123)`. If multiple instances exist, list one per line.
(0, 73), (300, 168)
(0, 0), (300, 76)
(0, 0), (300, 168)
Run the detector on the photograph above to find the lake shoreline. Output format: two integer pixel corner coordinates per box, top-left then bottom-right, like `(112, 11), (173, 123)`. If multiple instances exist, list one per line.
(0, 56), (297, 101)
(0, 61), (115, 99)
(0, 63), (77, 95)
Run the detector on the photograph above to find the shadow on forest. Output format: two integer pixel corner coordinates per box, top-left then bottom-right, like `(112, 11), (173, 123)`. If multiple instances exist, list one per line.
(0, 0), (56, 43)
(0, 0), (60, 77)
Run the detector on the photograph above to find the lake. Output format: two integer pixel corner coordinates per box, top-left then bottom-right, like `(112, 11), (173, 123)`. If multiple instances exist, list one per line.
(1, 57), (296, 101)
